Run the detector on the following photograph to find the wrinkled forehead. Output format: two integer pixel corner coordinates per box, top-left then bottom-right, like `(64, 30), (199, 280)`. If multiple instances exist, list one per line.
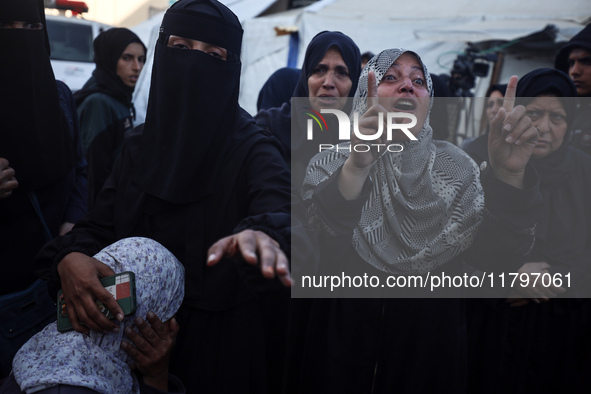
(314, 46), (348, 67)
(159, 8), (242, 56)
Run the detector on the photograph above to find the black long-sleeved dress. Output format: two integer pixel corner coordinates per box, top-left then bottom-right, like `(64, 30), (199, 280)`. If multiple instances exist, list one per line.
(464, 136), (591, 394)
(35, 123), (292, 393)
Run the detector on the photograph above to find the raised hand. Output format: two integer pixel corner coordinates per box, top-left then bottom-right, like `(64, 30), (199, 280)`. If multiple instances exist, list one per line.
(339, 71), (387, 200)
(488, 75), (539, 189)
(348, 70), (388, 171)
(207, 229), (292, 287)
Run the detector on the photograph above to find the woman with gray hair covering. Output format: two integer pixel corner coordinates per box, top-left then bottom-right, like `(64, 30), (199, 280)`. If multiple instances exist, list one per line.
(296, 49), (542, 393)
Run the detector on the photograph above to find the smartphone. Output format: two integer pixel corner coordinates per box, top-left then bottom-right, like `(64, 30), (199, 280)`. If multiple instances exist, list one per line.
(57, 271), (137, 332)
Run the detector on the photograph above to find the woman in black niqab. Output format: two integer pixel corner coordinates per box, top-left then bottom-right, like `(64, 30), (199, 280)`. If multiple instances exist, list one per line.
(0, 0), (73, 191)
(134, 0), (247, 204)
(34, 1), (292, 392)
(0, 0), (87, 377)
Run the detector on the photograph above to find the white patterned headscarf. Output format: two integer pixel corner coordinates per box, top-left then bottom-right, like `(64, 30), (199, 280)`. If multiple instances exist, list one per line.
(303, 49), (484, 274)
(12, 237), (185, 394)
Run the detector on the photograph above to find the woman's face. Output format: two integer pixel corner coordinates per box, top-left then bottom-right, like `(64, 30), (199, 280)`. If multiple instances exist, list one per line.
(526, 95), (568, 159)
(307, 47), (352, 112)
(116, 42), (146, 88)
(167, 35), (228, 60)
(486, 90), (504, 126)
(376, 52), (430, 136)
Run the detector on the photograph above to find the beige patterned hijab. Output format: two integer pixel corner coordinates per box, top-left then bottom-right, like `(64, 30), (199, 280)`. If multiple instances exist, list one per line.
(303, 48), (484, 274)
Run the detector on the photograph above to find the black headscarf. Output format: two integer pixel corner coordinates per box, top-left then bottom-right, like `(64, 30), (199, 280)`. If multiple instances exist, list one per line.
(486, 83), (507, 98)
(516, 68), (591, 291)
(515, 67), (576, 141)
(516, 68), (577, 123)
(134, 0), (251, 204)
(255, 31), (360, 188)
(516, 68), (577, 186)
(554, 24), (591, 76)
(293, 30), (361, 101)
(257, 67), (301, 112)
(474, 83), (508, 138)
(294, 31), (361, 181)
(74, 28), (146, 110)
(0, 0), (73, 191)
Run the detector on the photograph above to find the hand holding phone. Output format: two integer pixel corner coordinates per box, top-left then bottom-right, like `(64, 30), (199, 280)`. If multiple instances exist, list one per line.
(58, 271), (137, 332)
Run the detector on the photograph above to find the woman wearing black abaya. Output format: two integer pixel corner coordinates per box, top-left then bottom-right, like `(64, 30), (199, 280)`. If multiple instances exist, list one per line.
(466, 69), (591, 394)
(35, 1), (291, 393)
(0, 0), (87, 377)
(74, 28), (146, 208)
(255, 30), (361, 189)
(254, 32), (360, 391)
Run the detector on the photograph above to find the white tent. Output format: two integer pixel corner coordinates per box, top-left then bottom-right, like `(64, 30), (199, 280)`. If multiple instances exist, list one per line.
(131, 0), (590, 123)
(240, 0), (589, 115)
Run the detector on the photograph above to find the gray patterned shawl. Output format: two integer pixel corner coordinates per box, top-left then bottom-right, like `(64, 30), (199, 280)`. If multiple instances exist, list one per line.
(303, 48), (484, 275)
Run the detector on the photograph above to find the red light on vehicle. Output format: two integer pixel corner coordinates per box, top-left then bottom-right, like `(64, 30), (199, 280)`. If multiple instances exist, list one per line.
(55, 0), (89, 15)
